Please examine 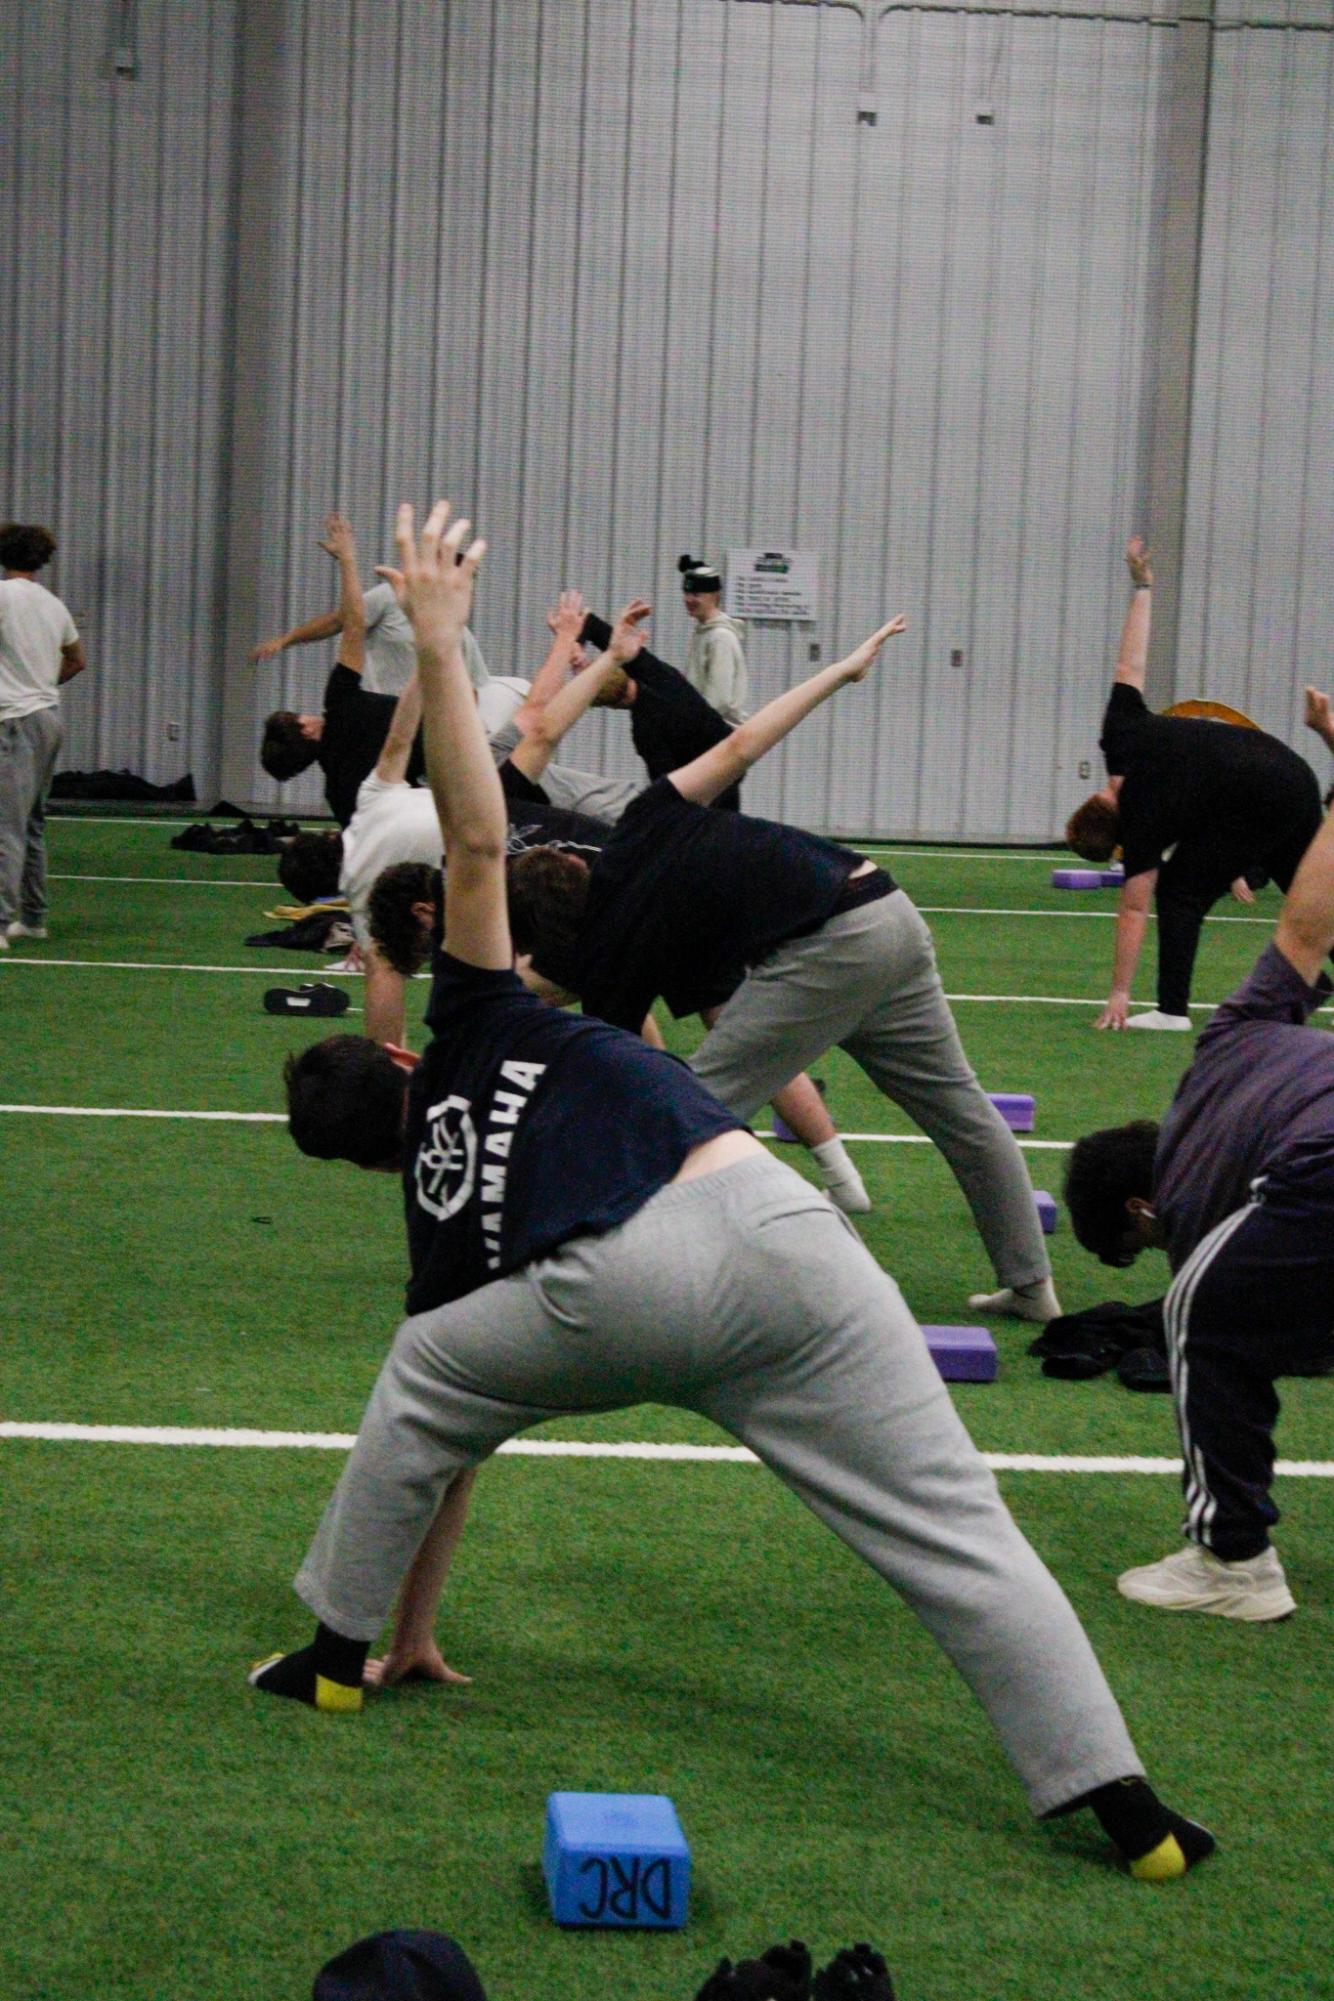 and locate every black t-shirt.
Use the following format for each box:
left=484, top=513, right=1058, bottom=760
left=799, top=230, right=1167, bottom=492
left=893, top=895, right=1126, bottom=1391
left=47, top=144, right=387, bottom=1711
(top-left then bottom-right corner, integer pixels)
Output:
left=403, top=952, right=744, bottom=1313
left=505, top=797, right=609, bottom=861
left=320, top=665, right=425, bottom=828
left=1100, top=684, right=1317, bottom=881
left=573, top=779, right=895, bottom=1032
